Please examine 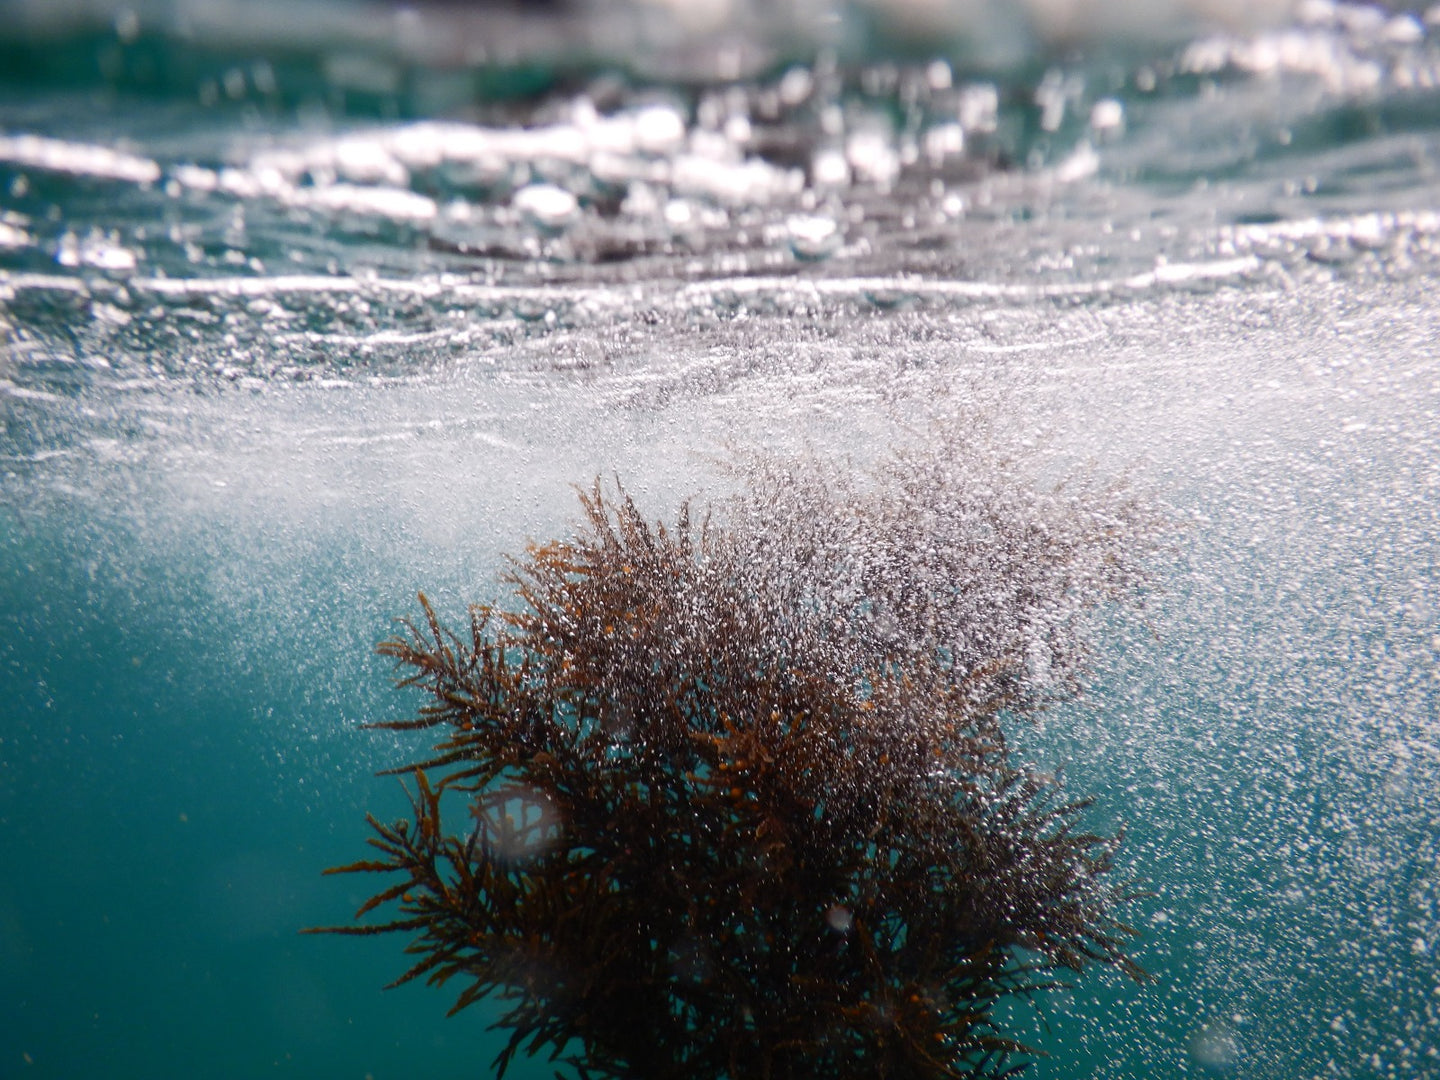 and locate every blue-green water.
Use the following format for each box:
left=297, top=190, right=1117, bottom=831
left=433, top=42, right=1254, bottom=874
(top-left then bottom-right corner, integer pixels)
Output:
left=3, top=1, right=1440, bottom=1077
